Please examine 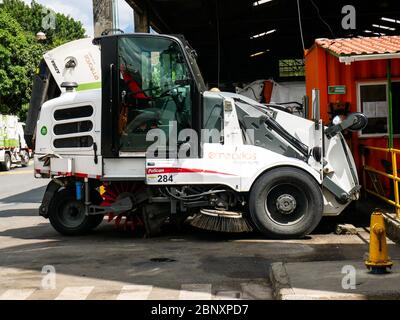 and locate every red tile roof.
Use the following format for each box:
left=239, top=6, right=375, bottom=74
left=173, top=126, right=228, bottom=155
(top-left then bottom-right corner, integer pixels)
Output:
left=315, top=36, right=400, bottom=56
